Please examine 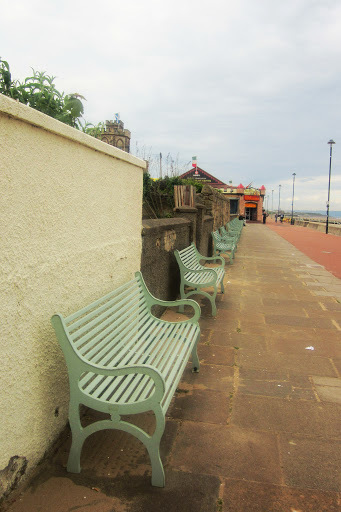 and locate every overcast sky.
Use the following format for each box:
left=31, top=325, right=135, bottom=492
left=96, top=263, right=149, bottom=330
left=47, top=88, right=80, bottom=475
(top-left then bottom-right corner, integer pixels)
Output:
left=2, top=0, right=341, bottom=212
